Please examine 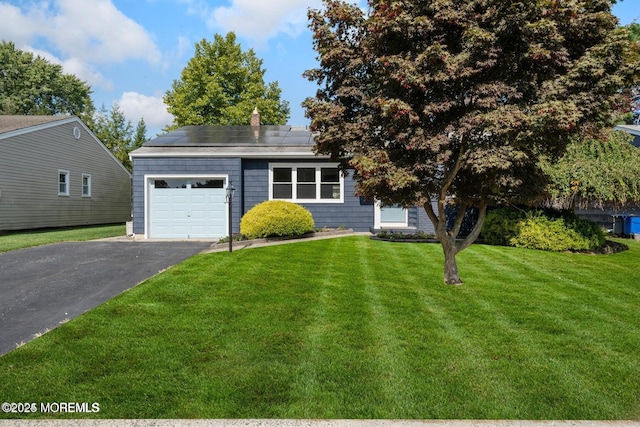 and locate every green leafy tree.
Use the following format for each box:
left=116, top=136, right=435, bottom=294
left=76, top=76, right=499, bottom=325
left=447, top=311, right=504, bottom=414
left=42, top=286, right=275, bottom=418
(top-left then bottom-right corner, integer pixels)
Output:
left=617, top=23, right=640, bottom=123
left=164, top=32, right=290, bottom=130
left=0, top=41, right=94, bottom=121
left=628, top=23, right=640, bottom=42
left=541, top=129, right=640, bottom=210
left=304, top=0, right=640, bottom=284
left=91, top=103, right=146, bottom=171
